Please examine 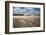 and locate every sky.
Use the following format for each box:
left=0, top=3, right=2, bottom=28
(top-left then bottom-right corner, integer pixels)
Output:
left=13, top=7, right=40, bottom=16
